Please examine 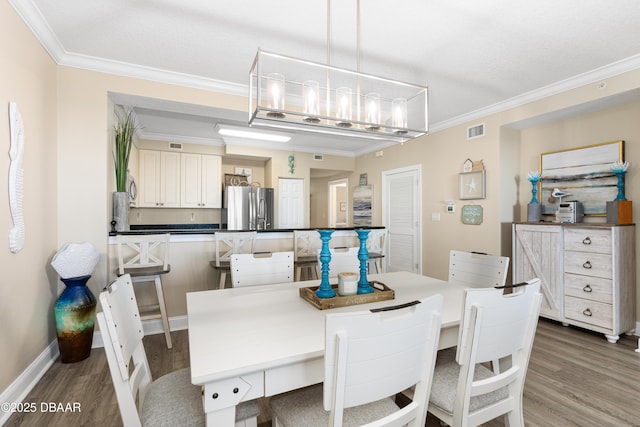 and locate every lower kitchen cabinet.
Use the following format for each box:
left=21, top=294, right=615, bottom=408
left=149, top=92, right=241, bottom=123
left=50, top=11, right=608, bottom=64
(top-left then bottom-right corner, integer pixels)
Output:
left=513, top=223, right=635, bottom=343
